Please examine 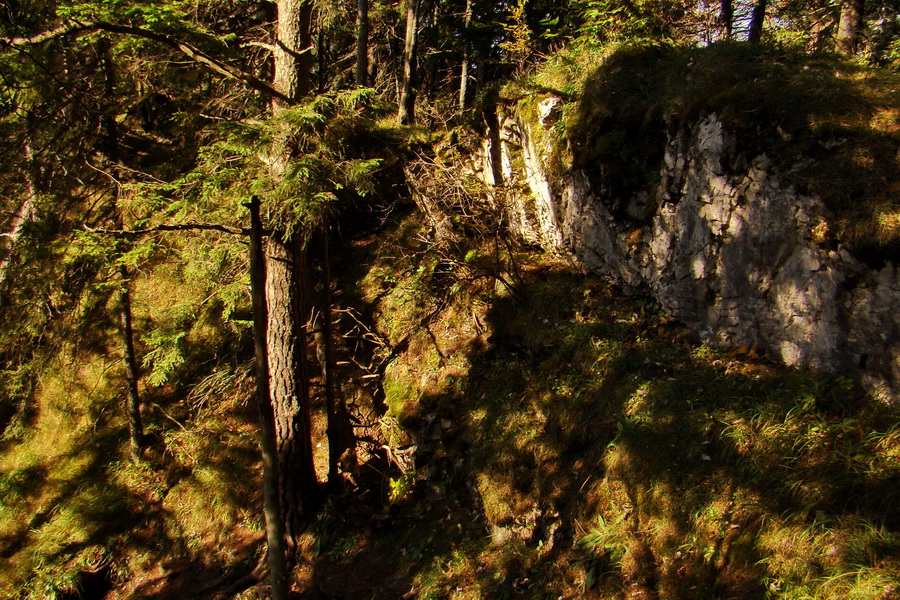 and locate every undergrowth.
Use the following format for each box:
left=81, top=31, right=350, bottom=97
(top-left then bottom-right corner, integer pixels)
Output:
left=301, top=206, right=900, bottom=600
left=2, top=43, right=899, bottom=597
left=0, top=251, right=263, bottom=599
left=2, top=196, right=898, bottom=599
